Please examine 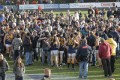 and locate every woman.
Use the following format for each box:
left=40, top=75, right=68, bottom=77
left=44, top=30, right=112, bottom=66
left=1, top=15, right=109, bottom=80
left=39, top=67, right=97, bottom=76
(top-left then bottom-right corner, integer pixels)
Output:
left=13, top=56, right=25, bottom=80
left=50, top=30, right=60, bottom=68
left=4, top=30, right=13, bottom=58
left=67, top=34, right=76, bottom=70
